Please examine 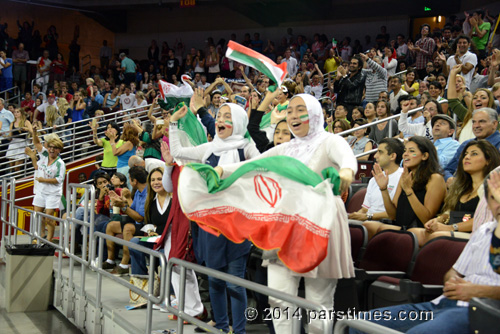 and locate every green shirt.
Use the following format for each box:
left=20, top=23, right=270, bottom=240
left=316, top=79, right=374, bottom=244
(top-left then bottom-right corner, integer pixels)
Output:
left=472, top=21, right=491, bottom=50
left=121, top=57, right=136, bottom=73
left=101, top=138, right=123, bottom=168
